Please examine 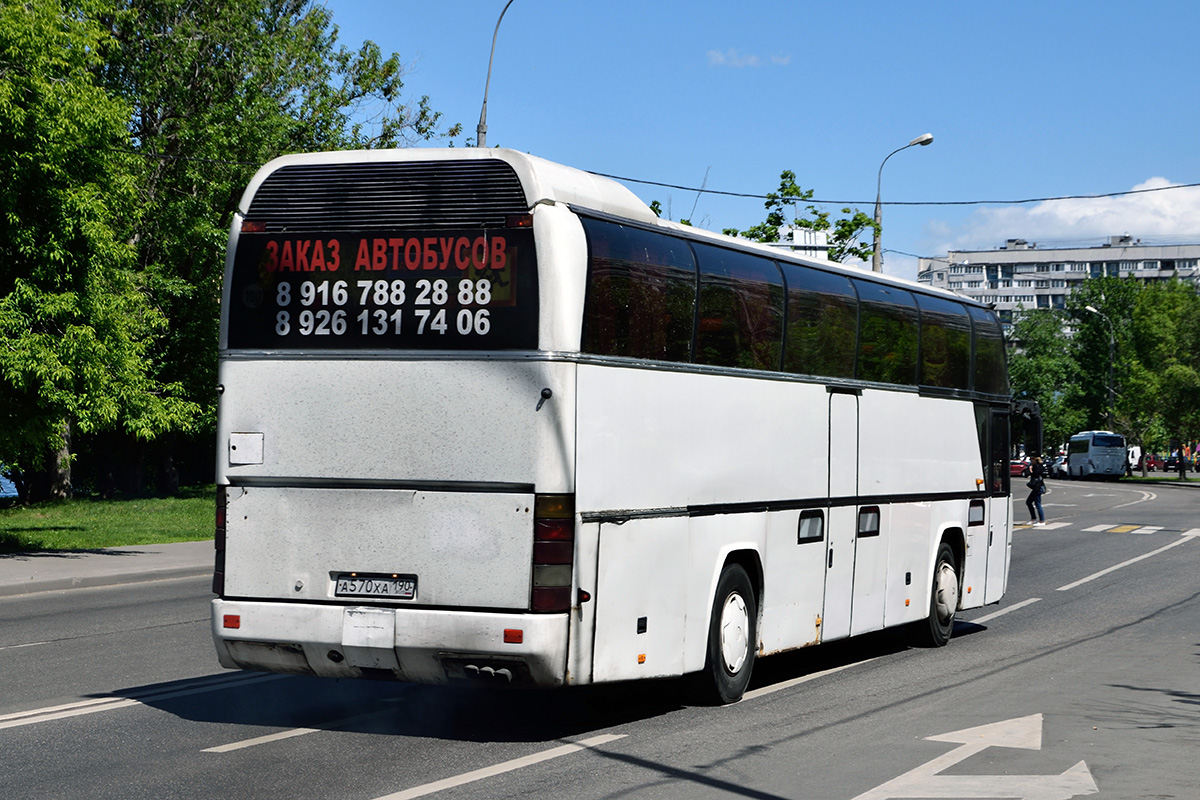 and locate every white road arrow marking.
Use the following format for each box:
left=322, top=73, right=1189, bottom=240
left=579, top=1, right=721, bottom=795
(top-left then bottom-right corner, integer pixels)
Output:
left=851, top=714, right=1097, bottom=800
